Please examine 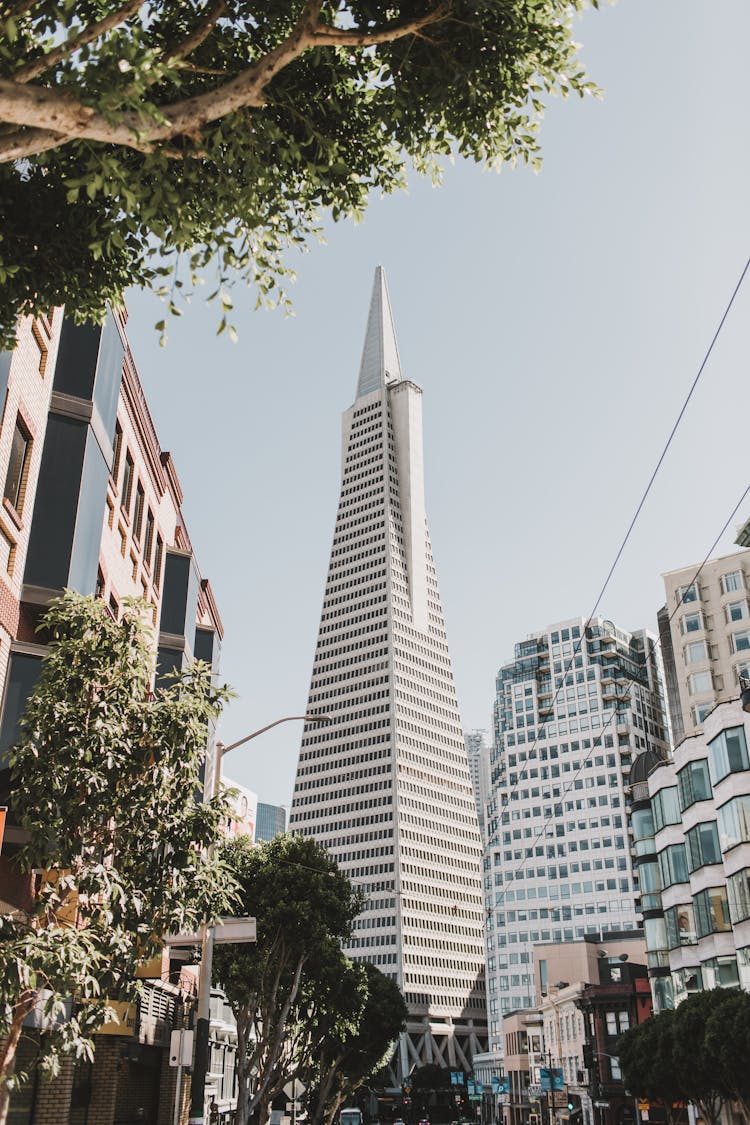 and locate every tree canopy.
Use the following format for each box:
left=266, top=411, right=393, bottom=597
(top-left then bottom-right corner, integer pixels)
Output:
left=212, top=833, right=364, bottom=1125
left=617, top=990, right=750, bottom=1125
left=307, top=960, right=408, bottom=1125
left=0, top=592, right=236, bottom=1123
left=0, top=0, right=599, bottom=347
